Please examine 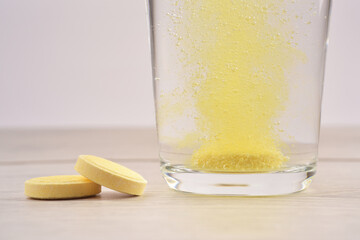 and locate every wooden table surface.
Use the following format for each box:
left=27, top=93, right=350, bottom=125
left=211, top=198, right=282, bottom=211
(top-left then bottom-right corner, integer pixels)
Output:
left=1, top=127, right=359, bottom=240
